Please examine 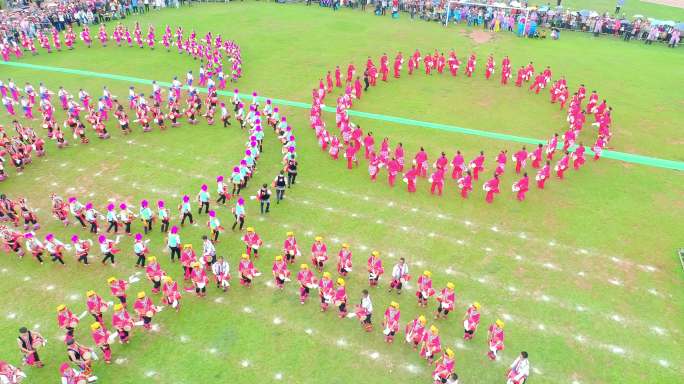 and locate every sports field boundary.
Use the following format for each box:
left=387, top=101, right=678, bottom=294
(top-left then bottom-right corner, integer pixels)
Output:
left=2, top=60, right=682, bottom=171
